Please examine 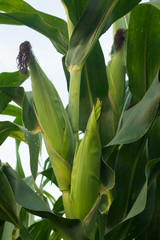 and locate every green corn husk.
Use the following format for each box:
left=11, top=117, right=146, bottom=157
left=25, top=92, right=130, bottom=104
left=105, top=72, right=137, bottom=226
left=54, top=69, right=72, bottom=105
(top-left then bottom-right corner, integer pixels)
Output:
left=29, top=52, right=75, bottom=164
left=106, top=29, right=126, bottom=132
left=17, top=42, right=75, bottom=201
left=70, top=100, right=102, bottom=220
